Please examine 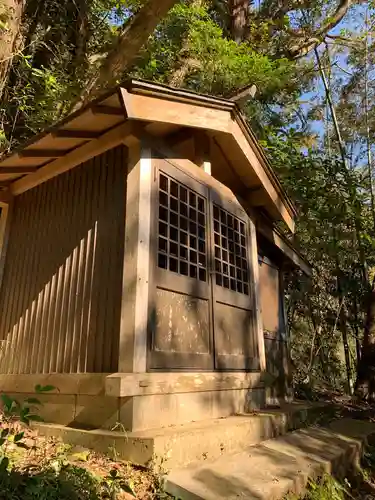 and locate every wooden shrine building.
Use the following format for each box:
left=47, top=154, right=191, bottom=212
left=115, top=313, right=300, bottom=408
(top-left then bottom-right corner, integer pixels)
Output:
left=0, top=80, right=311, bottom=432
